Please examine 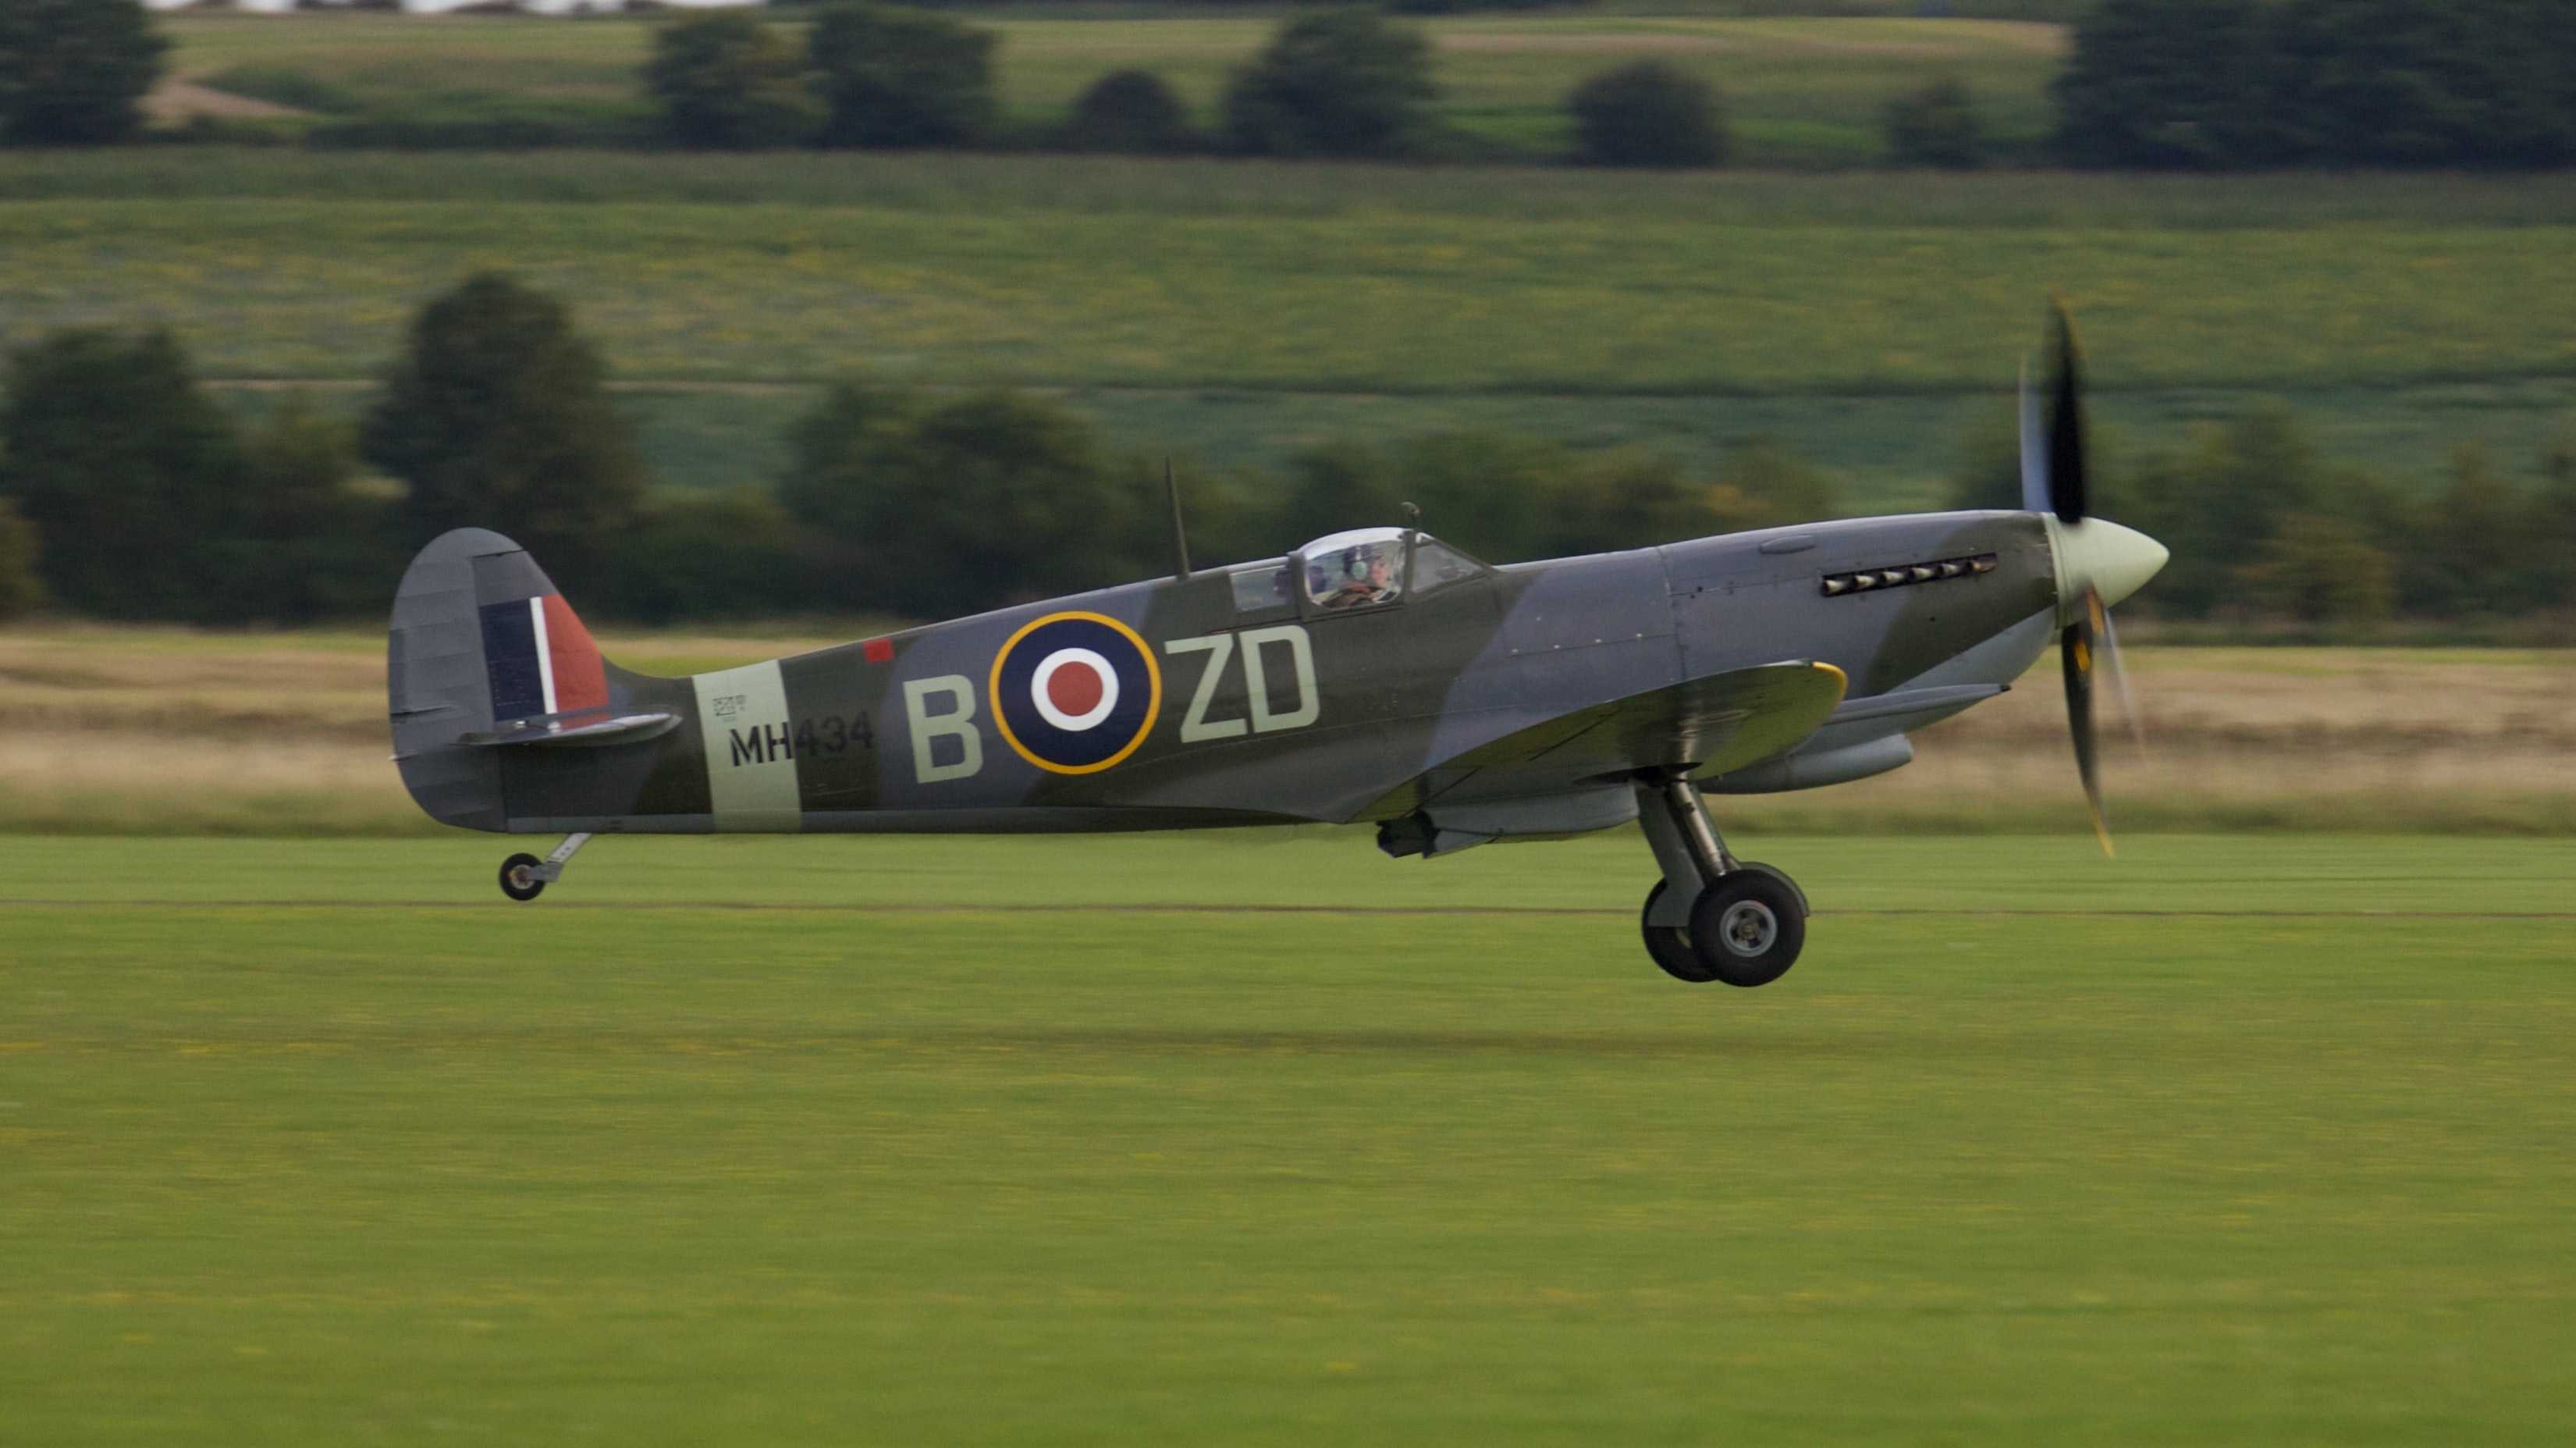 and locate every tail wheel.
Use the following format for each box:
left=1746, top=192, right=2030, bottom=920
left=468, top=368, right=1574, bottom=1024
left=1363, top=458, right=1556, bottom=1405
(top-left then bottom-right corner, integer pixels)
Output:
left=499, top=852, right=546, bottom=902
left=1687, top=871, right=1805, bottom=987
left=1640, top=881, right=1718, bottom=984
